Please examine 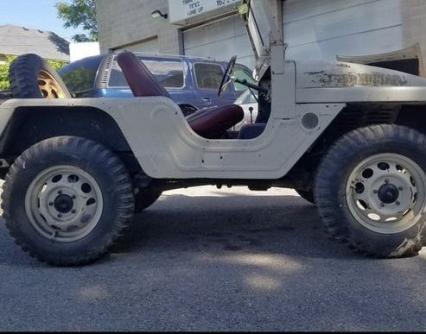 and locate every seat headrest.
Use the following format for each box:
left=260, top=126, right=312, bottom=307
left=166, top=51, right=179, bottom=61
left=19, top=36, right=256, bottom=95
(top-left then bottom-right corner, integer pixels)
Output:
left=116, top=51, right=171, bottom=98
